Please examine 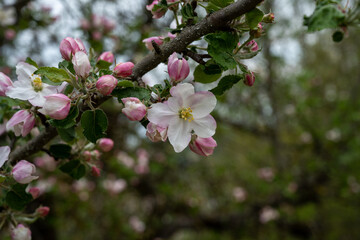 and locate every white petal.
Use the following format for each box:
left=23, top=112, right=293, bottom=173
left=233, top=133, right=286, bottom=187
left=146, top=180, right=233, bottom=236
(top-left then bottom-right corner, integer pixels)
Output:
left=147, top=102, right=177, bottom=128
left=0, top=146, right=10, bottom=168
left=6, top=85, right=36, bottom=101
left=167, top=96, right=181, bottom=112
left=191, top=115, right=217, bottom=138
left=168, top=117, right=191, bottom=153
left=16, top=62, right=36, bottom=82
left=28, top=94, right=46, bottom=107
left=189, top=91, right=217, bottom=119
left=169, top=83, right=194, bottom=107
